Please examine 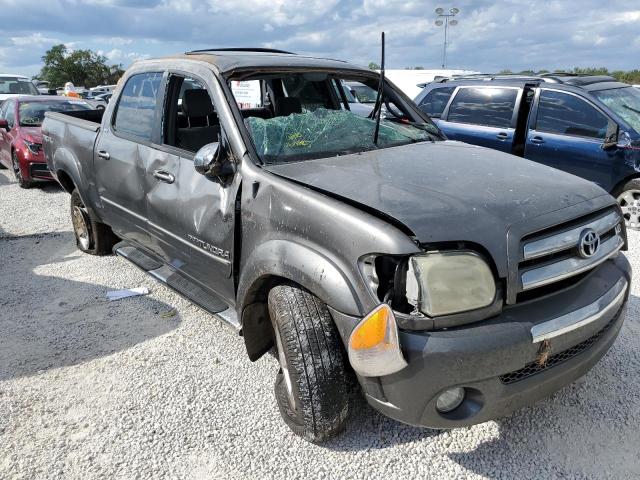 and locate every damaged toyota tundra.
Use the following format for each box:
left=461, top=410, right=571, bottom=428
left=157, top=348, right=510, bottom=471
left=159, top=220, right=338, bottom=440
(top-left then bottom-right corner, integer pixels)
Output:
left=42, top=48, right=632, bottom=442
